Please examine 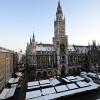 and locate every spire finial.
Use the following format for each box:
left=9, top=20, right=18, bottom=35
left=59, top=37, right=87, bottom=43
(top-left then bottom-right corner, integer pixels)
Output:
left=56, top=0, right=63, bottom=16
left=58, top=0, right=61, bottom=8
